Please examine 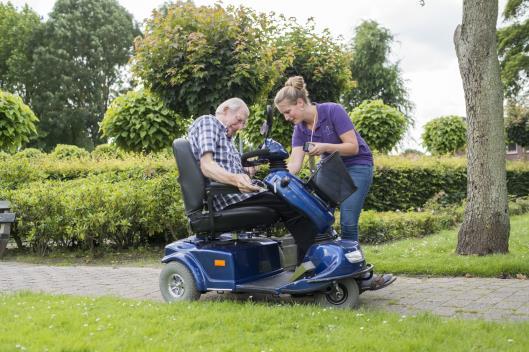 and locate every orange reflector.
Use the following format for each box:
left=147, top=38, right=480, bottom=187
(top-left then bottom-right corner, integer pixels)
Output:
left=214, top=259, right=226, bottom=267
